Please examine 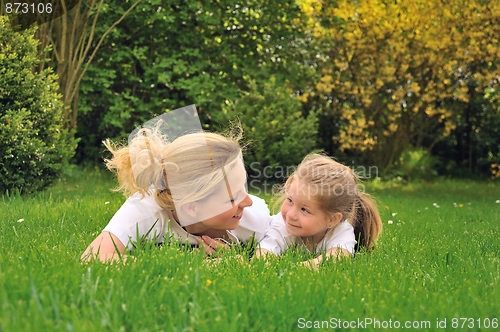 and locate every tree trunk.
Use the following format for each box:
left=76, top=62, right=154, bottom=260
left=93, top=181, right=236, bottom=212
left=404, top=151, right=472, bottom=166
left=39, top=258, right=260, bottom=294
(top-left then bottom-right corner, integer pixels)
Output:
left=34, top=0, right=143, bottom=130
